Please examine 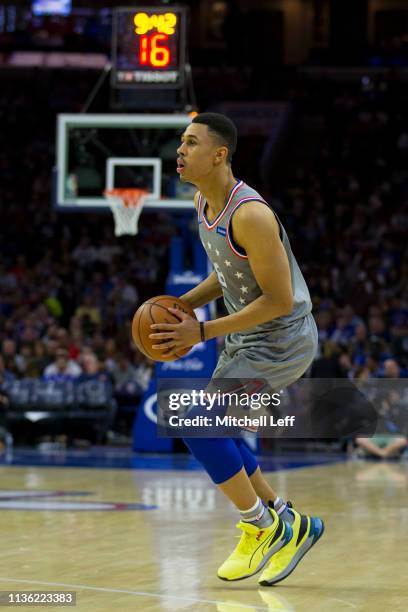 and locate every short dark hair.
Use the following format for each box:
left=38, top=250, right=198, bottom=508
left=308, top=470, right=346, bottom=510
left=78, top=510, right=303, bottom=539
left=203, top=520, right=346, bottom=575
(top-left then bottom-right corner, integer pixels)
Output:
left=192, top=112, right=237, bottom=163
